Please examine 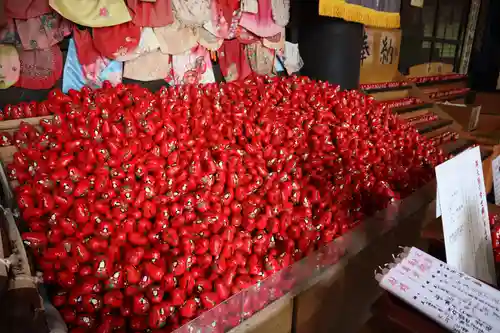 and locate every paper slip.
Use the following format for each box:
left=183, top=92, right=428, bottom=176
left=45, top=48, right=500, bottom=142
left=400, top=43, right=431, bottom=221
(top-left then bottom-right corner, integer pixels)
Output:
left=435, top=146, right=496, bottom=285
left=493, top=155, right=500, bottom=206
left=378, top=247, right=500, bottom=333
